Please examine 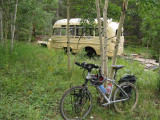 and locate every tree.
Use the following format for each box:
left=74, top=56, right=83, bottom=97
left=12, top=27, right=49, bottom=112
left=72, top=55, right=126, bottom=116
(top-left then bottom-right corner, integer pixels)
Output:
left=10, top=0, right=18, bottom=52
left=137, top=0, right=160, bottom=60
left=95, top=0, right=104, bottom=74
left=103, top=0, right=109, bottom=77
left=0, top=7, right=4, bottom=49
left=67, top=0, right=71, bottom=68
left=109, top=0, right=129, bottom=79
left=16, top=0, right=58, bottom=41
